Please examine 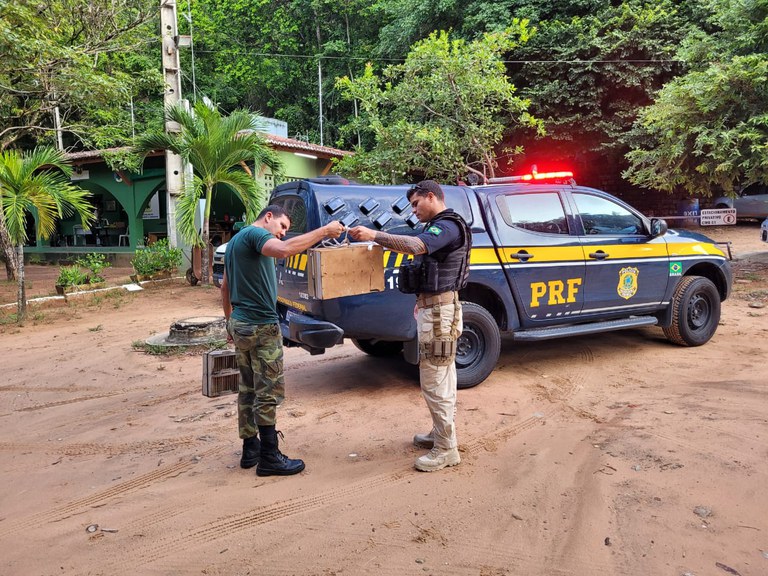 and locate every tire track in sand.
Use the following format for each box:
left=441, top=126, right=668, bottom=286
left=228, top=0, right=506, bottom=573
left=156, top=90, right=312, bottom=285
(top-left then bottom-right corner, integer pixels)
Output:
left=0, top=446, right=223, bottom=539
